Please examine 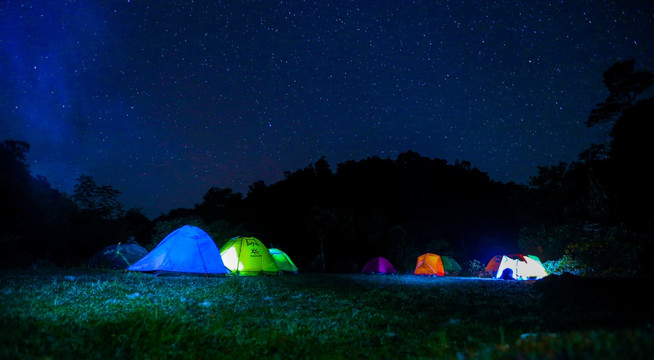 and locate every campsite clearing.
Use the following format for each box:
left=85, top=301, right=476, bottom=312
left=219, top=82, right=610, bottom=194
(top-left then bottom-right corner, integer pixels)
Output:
left=1, top=269, right=652, bottom=359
